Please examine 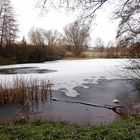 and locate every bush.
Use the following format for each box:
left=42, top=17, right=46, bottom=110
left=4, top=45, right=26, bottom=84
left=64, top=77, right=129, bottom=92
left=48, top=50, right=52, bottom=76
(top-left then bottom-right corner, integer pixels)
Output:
left=0, top=56, right=17, bottom=65
left=0, top=43, right=65, bottom=65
